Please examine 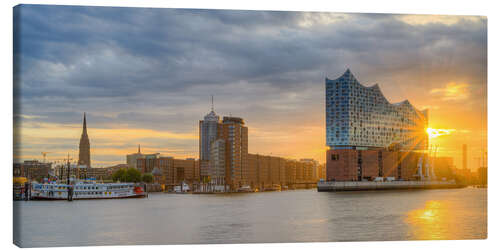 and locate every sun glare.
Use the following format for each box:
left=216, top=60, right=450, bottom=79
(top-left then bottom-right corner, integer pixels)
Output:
left=426, top=128, right=454, bottom=139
